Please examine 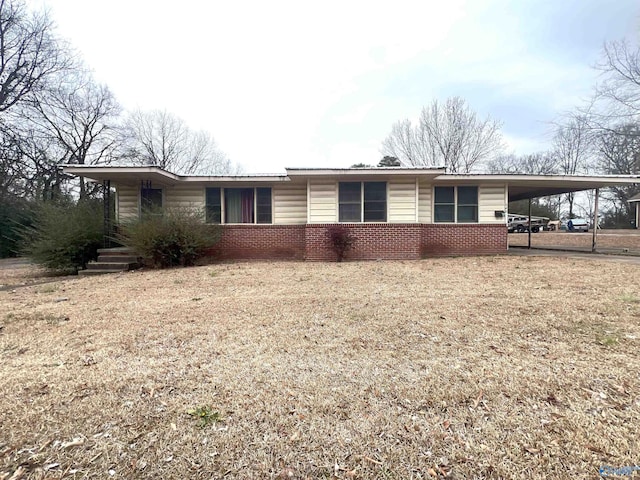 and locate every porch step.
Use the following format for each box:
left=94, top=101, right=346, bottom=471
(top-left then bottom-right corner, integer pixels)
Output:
left=79, top=247, right=141, bottom=276
left=97, top=254, right=139, bottom=263
left=79, top=268, right=132, bottom=276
